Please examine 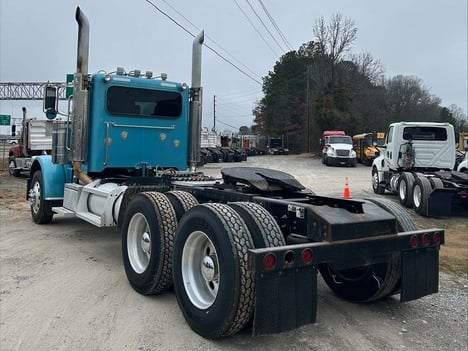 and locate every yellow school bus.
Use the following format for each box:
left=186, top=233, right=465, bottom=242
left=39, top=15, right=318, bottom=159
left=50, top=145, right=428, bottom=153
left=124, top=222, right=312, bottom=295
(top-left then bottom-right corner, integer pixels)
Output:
left=352, top=132, right=381, bottom=166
